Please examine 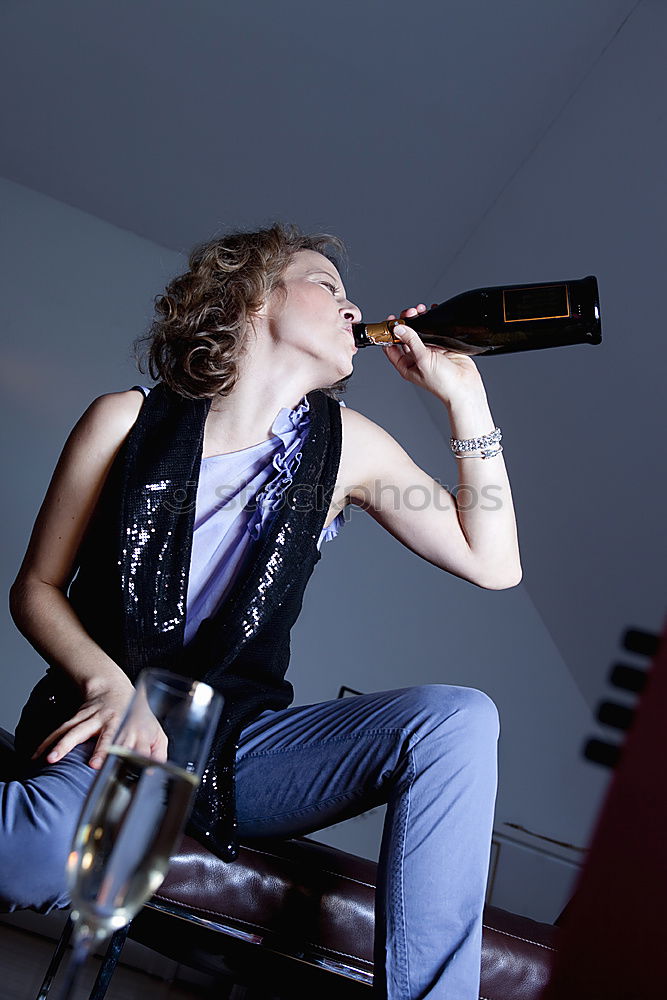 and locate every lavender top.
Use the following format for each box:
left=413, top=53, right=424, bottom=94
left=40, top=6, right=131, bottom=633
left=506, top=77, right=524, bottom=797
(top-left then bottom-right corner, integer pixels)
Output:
left=135, top=388, right=345, bottom=644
